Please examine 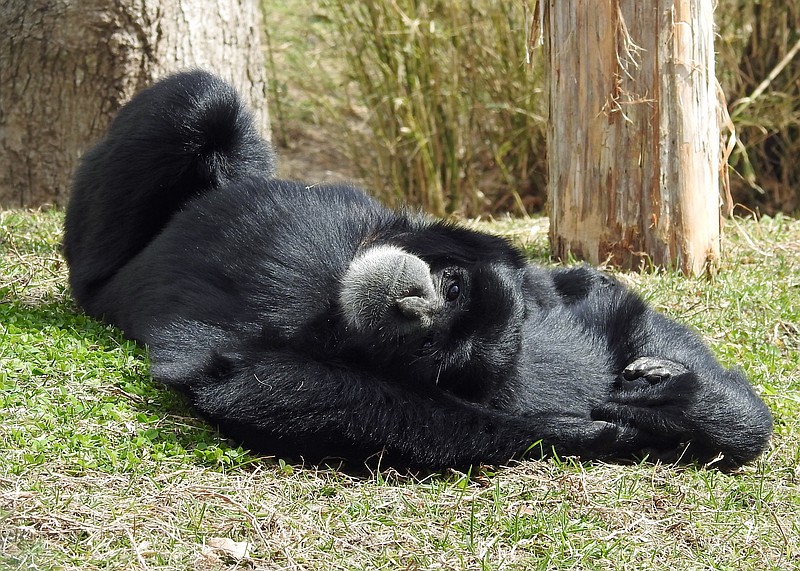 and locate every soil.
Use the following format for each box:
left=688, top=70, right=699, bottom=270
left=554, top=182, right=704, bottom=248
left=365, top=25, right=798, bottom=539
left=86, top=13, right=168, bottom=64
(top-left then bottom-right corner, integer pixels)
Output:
left=271, top=122, right=359, bottom=187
